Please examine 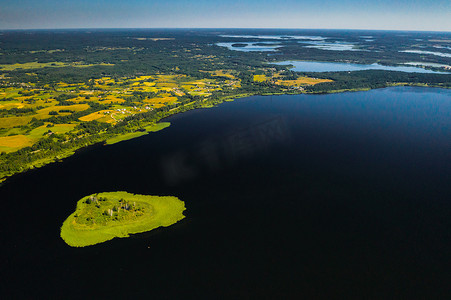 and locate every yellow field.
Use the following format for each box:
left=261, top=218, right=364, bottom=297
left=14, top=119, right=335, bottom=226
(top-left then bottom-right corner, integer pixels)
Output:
left=79, top=110, right=114, bottom=122
left=36, top=104, right=90, bottom=115
left=120, top=75, right=221, bottom=97
left=172, top=89, right=185, bottom=96
left=151, top=103, right=165, bottom=108
left=0, top=104, right=90, bottom=129
left=143, top=96, right=178, bottom=105
left=0, top=115, right=37, bottom=128
left=0, top=88, right=22, bottom=100
left=68, top=96, right=92, bottom=103
left=0, top=123, right=76, bottom=153
left=130, top=75, right=155, bottom=81
left=156, top=82, right=178, bottom=88
left=224, top=80, right=242, bottom=89
left=0, top=135, right=34, bottom=152
left=160, top=96, right=178, bottom=103
left=79, top=91, right=95, bottom=96
left=0, top=102, right=25, bottom=109
left=155, top=74, right=185, bottom=81
left=201, top=70, right=236, bottom=79
left=180, top=79, right=220, bottom=96
left=94, top=77, right=115, bottom=85
left=214, top=70, right=235, bottom=79
left=253, top=75, right=267, bottom=82
left=130, top=85, right=159, bottom=93
left=276, top=77, right=333, bottom=86
left=102, top=95, right=126, bottom=104
left=16, top=96, right=35, bottom=103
